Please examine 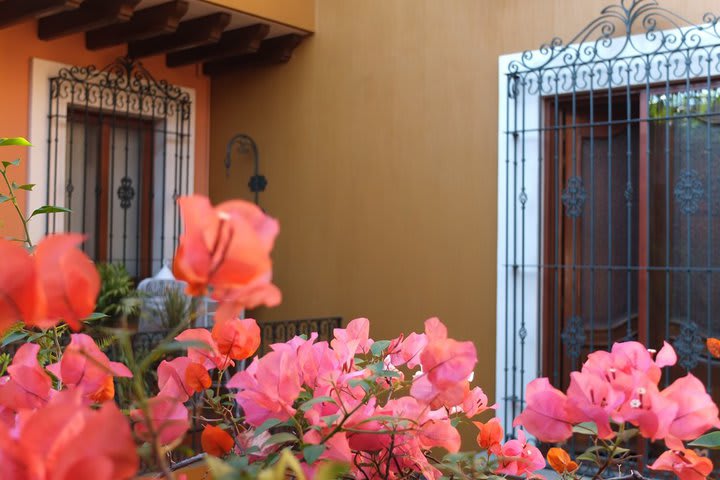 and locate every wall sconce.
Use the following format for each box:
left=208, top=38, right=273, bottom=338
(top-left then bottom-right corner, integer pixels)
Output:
left=224, top=133, right=267, bottom=206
